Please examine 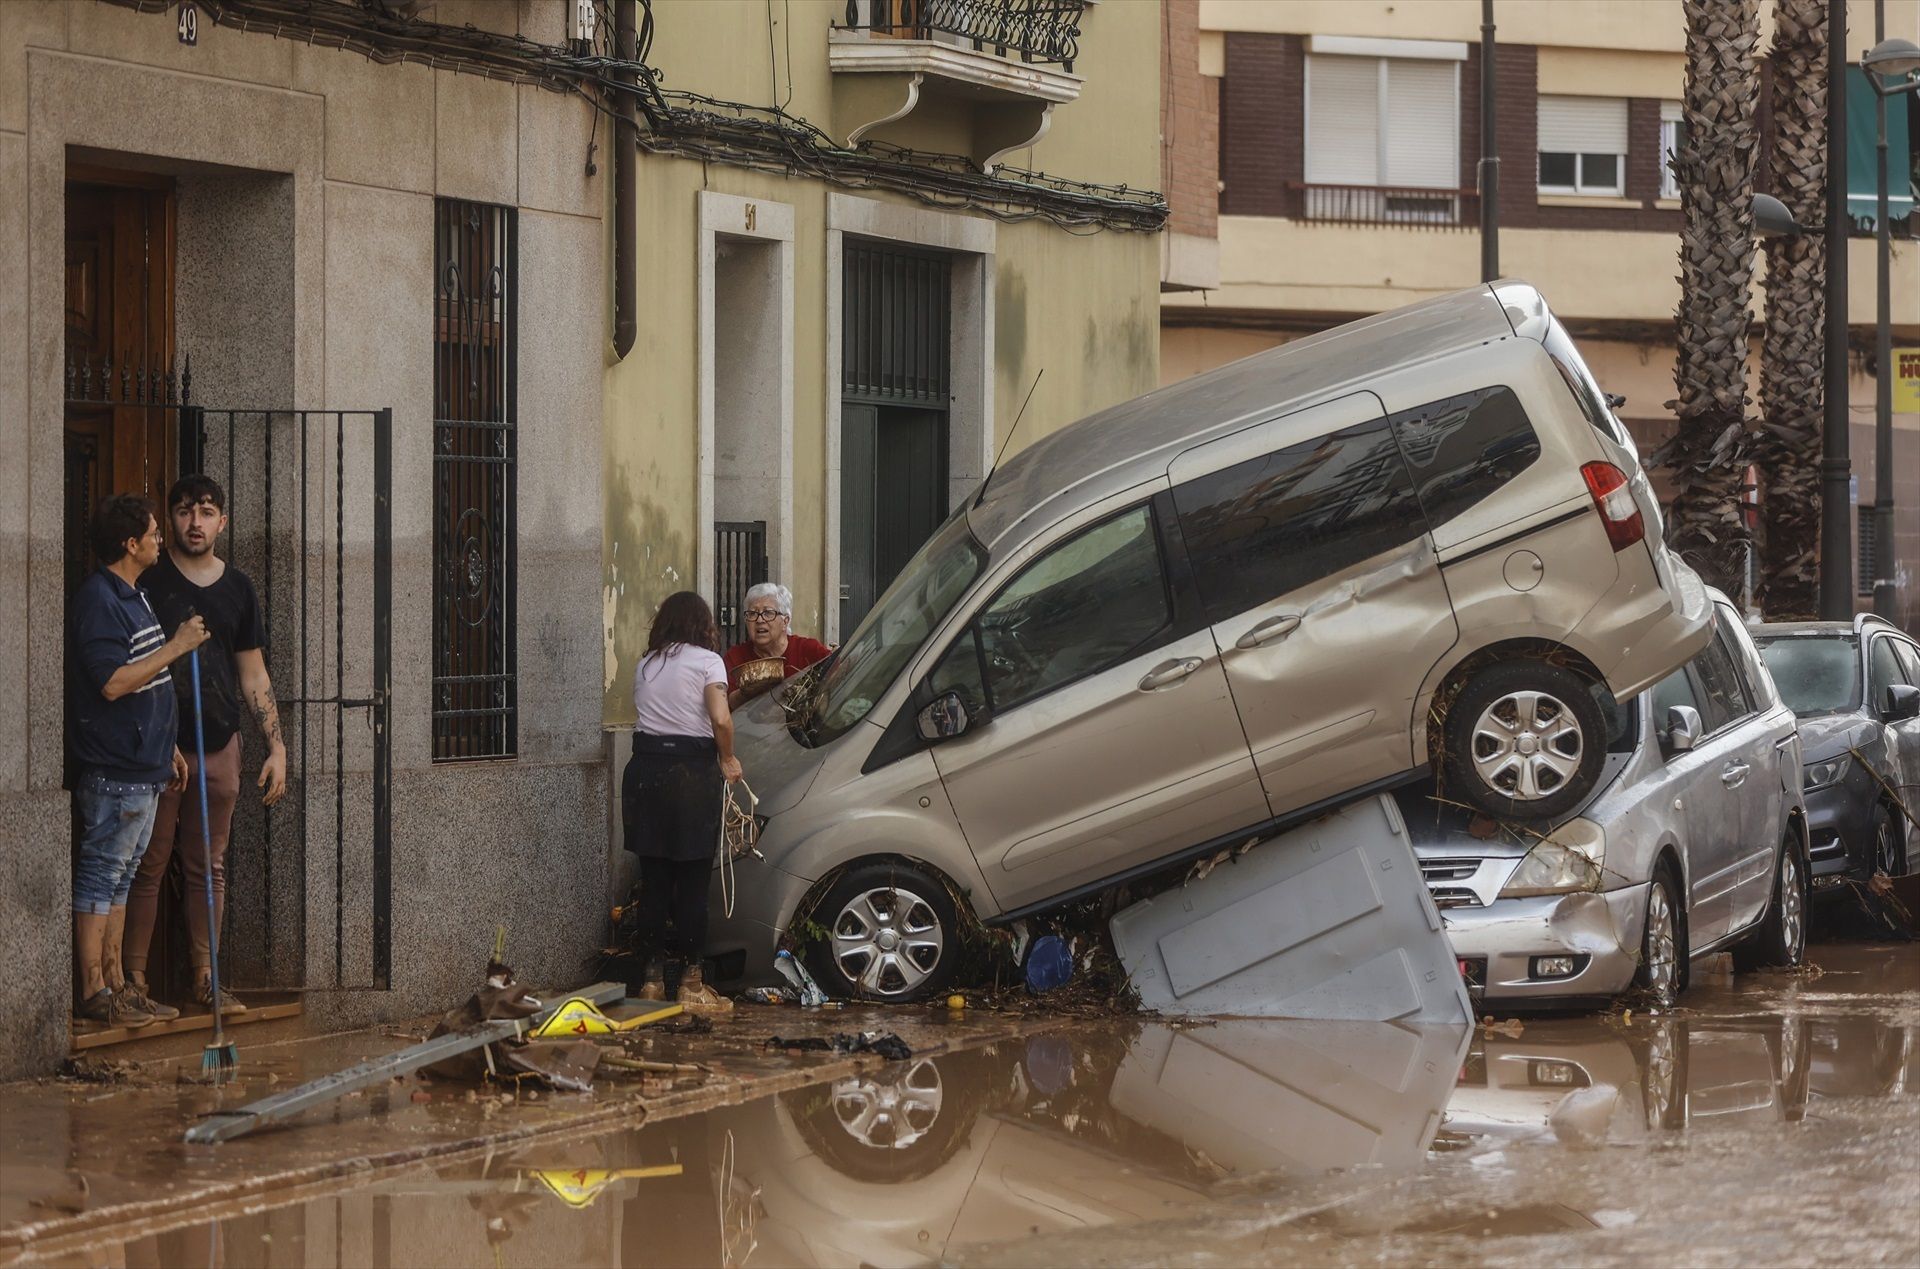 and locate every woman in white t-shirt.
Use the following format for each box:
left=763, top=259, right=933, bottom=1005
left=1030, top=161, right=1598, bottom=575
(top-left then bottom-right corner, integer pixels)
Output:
left=624, top=591, right=744, bottom=1010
